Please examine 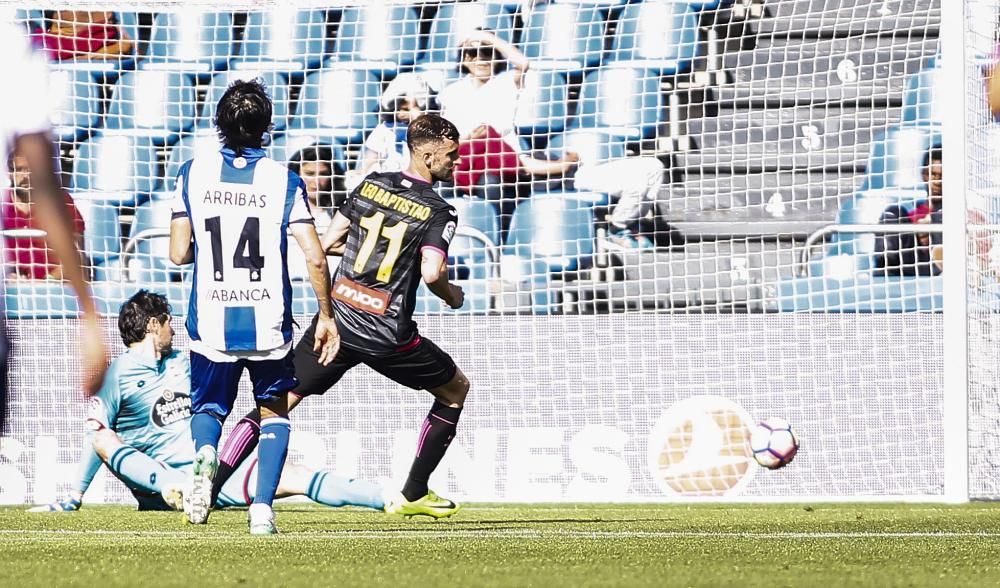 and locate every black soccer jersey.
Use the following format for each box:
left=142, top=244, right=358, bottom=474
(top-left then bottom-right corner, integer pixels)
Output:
left=331, top=172, right=458, bottom=354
